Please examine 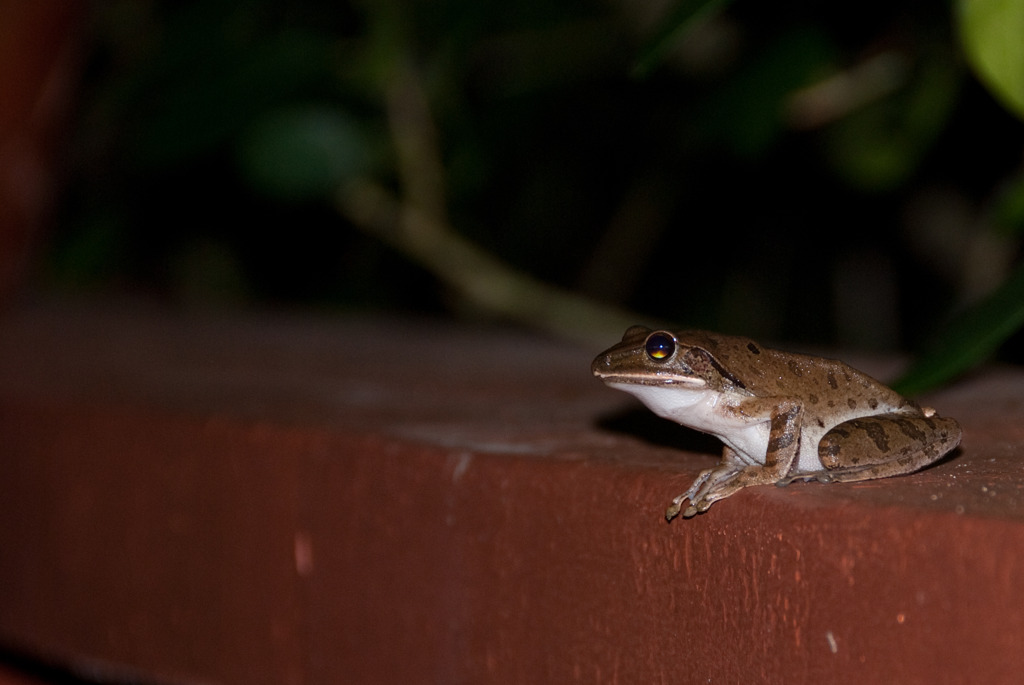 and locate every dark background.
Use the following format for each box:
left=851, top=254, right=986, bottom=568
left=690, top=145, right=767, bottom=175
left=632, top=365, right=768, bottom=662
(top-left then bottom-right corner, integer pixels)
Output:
left=40, top=0, right=1024, bottom=354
